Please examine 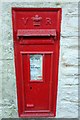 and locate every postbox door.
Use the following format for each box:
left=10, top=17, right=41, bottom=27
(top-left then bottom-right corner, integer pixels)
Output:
left=22, top=53, right=53, bottom=111
left=20, top=44, right=55, bottom=115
